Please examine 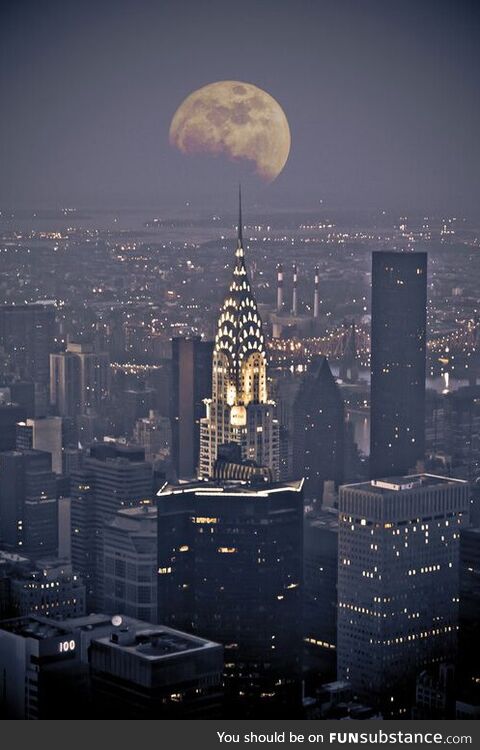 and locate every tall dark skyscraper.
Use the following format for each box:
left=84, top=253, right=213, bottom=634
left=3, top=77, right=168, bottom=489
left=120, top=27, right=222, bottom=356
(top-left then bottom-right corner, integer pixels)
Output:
left=292, top=356, right=345, bottom=504
left=0, top=450, right=58, bottom=558
left=0, top=305, right=55, bottom=416
left=157, top=477, right=304, bottom=717
left=304, top=509, right=338, bottom=678
left=370, top=251, right=427, bottom=479
left=171, top=337, right=213, bottom=479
